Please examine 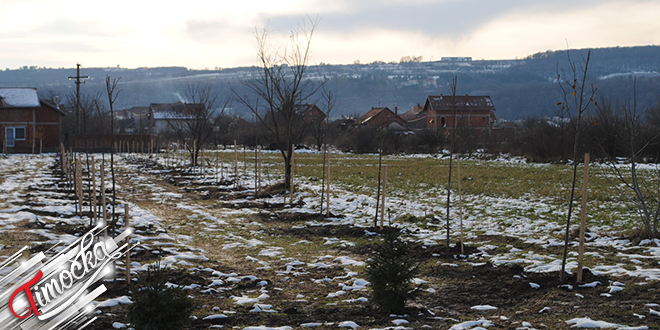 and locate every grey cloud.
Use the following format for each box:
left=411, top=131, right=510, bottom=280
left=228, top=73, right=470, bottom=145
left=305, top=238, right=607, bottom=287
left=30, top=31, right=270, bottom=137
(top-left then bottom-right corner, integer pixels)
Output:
left=257, top=0, right=634, bottom=39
